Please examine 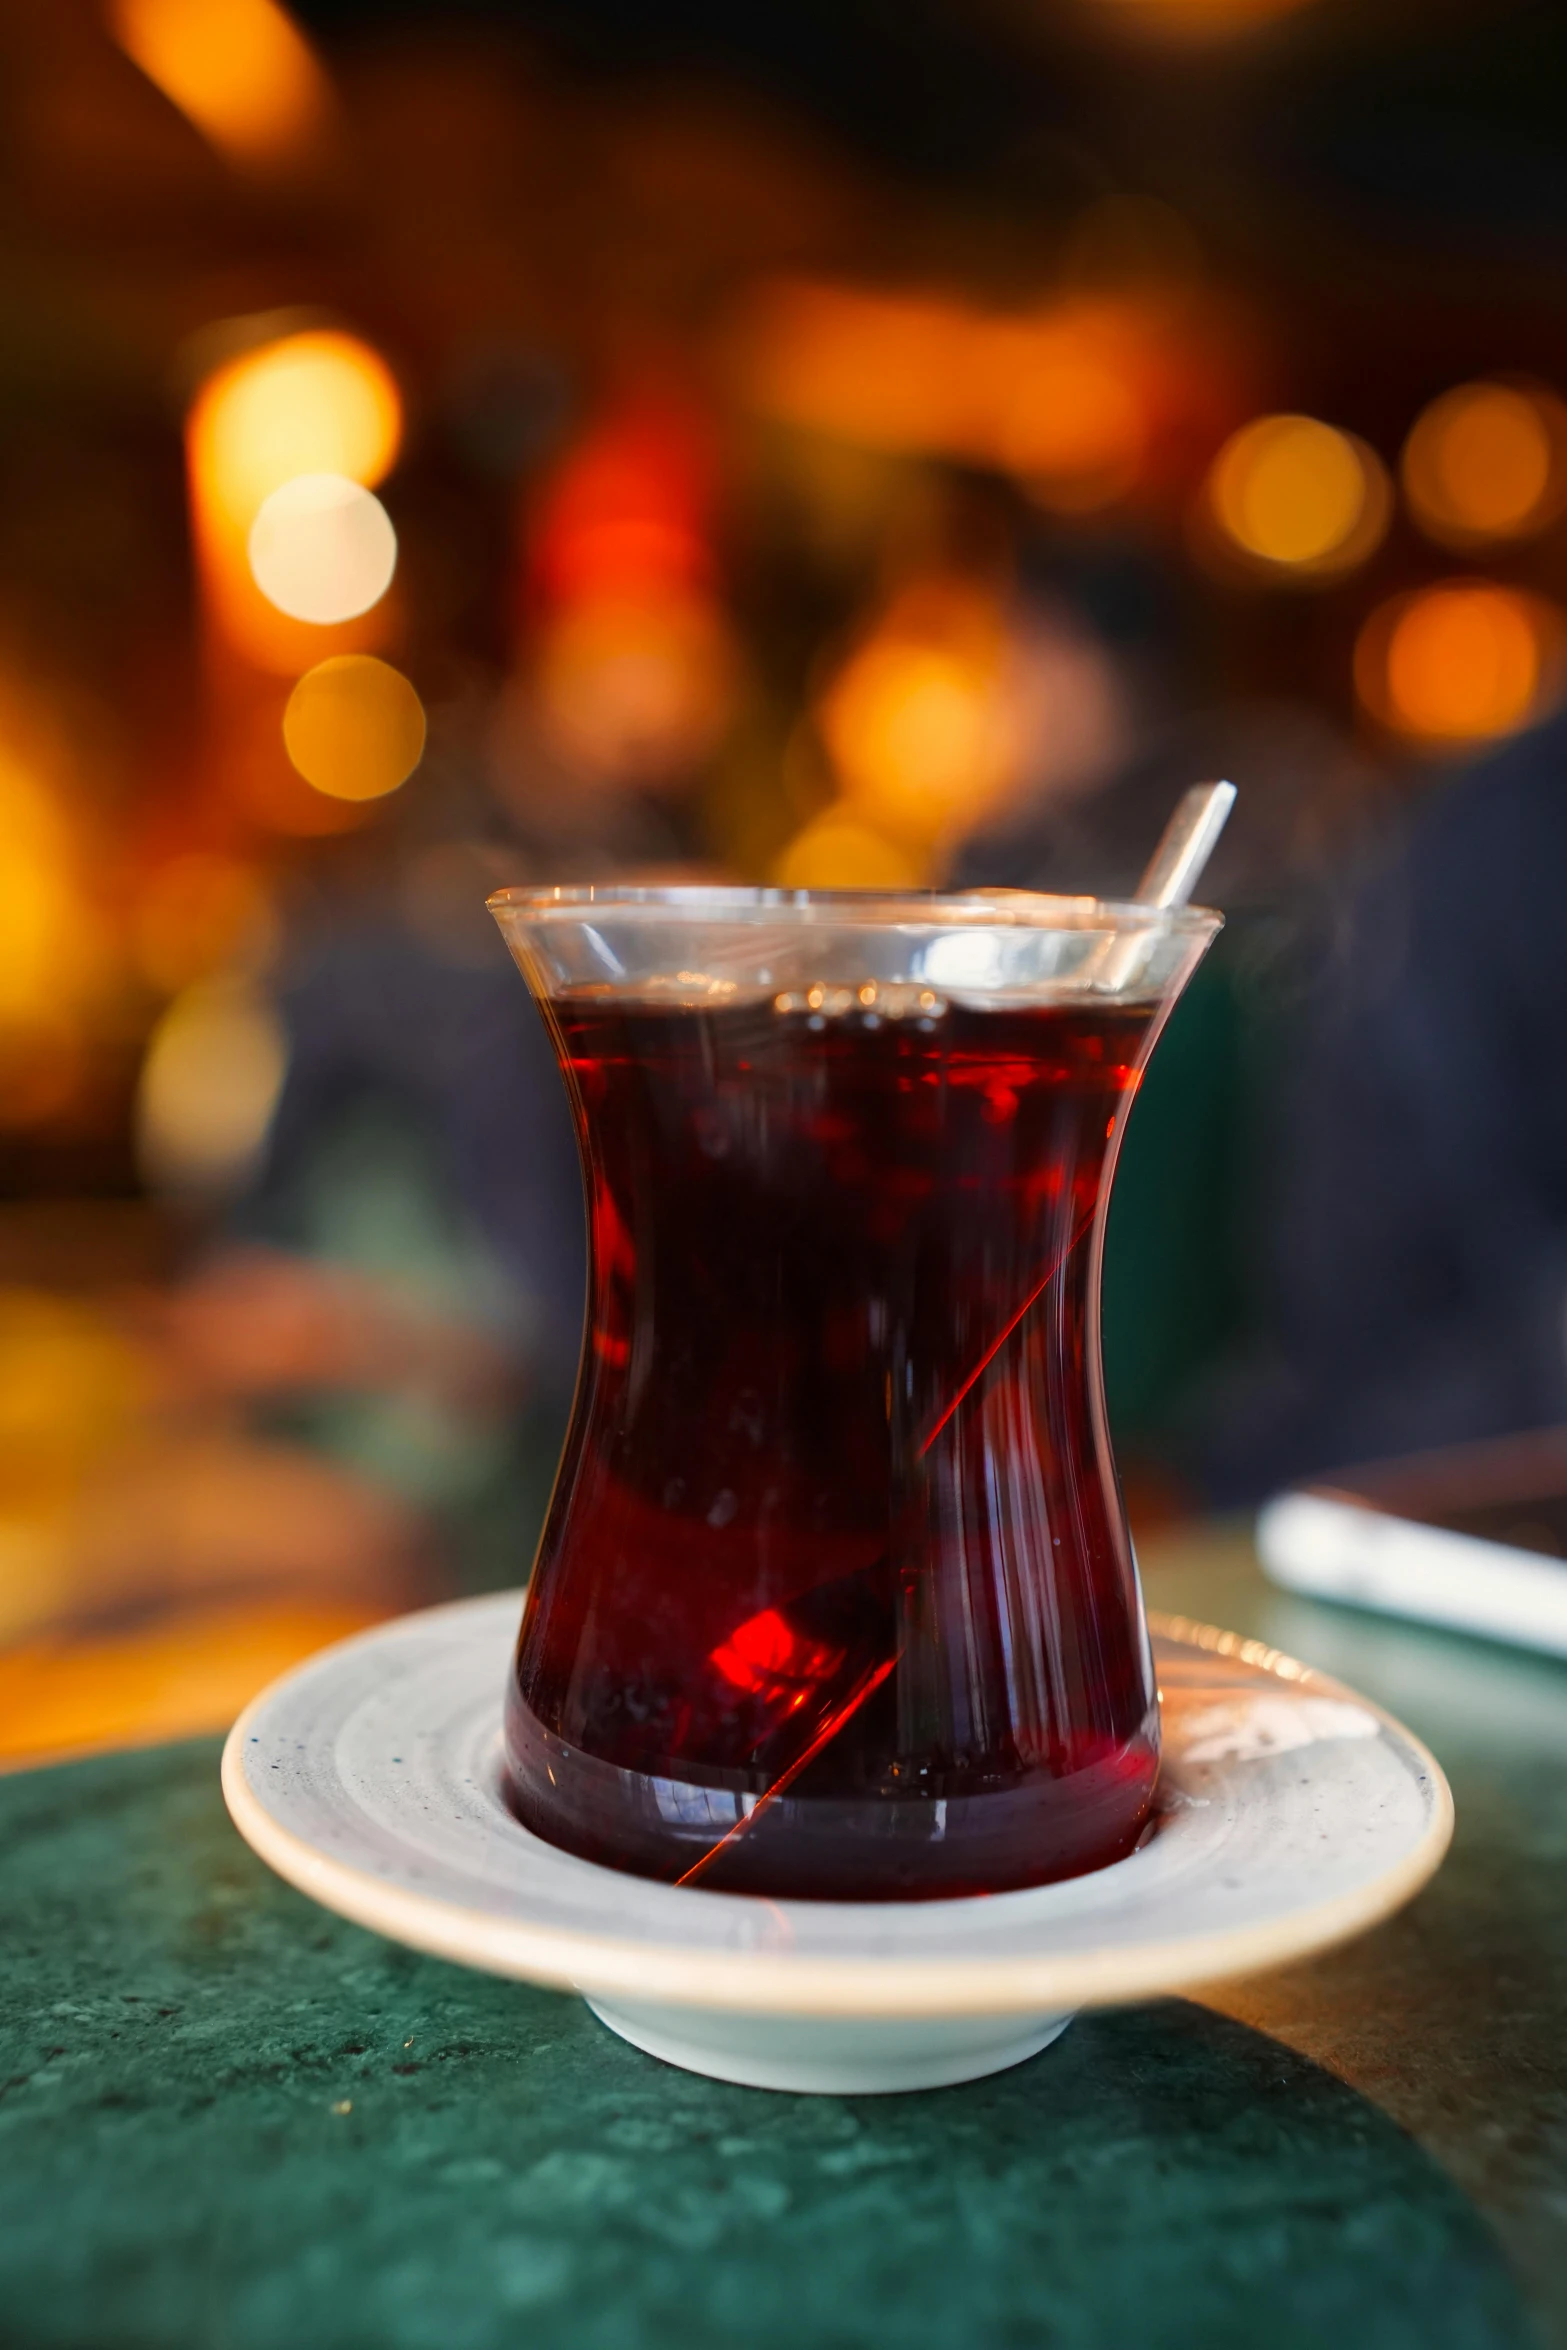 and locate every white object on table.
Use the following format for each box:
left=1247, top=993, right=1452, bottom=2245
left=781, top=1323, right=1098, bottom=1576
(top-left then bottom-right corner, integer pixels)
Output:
left=1258, top=1488, right=1567, bottom=1657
